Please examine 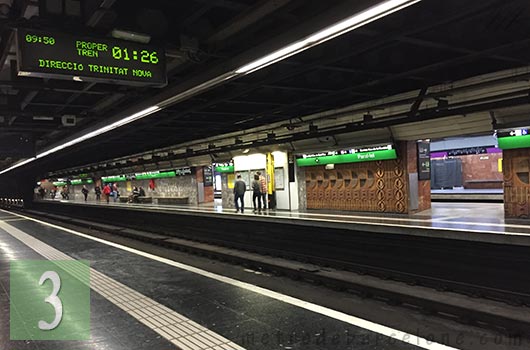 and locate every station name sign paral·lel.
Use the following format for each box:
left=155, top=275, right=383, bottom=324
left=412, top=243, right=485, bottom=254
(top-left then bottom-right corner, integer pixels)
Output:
left=296, top=144, right=397, bottom=167
left=16, top=28, right=167, bottom=86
